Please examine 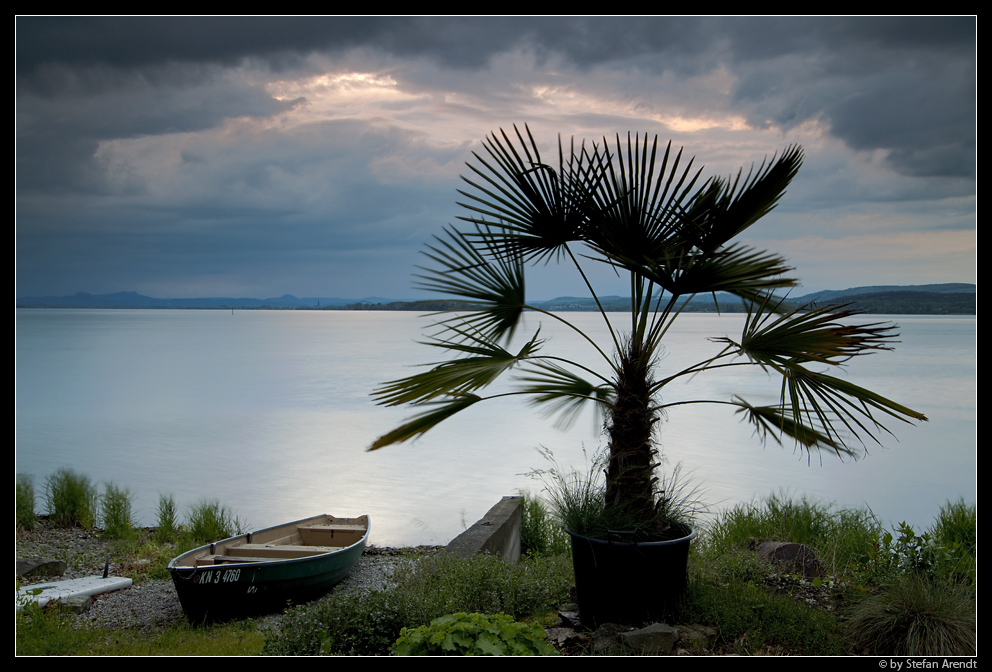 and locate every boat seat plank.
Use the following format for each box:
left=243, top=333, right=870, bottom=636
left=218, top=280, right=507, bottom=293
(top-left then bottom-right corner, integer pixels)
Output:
left=297, top=524, right=365, bottom=547
left=298, top=523, right=367, bottom=532
left=196, top=554, right=279, bottom=565
left=223, top=543, right=339, bottom=560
